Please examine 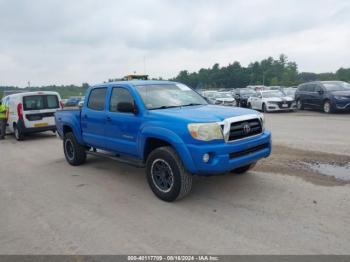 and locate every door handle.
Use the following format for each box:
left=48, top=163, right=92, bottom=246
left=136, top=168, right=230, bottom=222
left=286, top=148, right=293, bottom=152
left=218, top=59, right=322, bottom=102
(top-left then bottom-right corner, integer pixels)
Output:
left=83, top=114, right=88, bottom=119
left=106, top=116, right=112, bottom=122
